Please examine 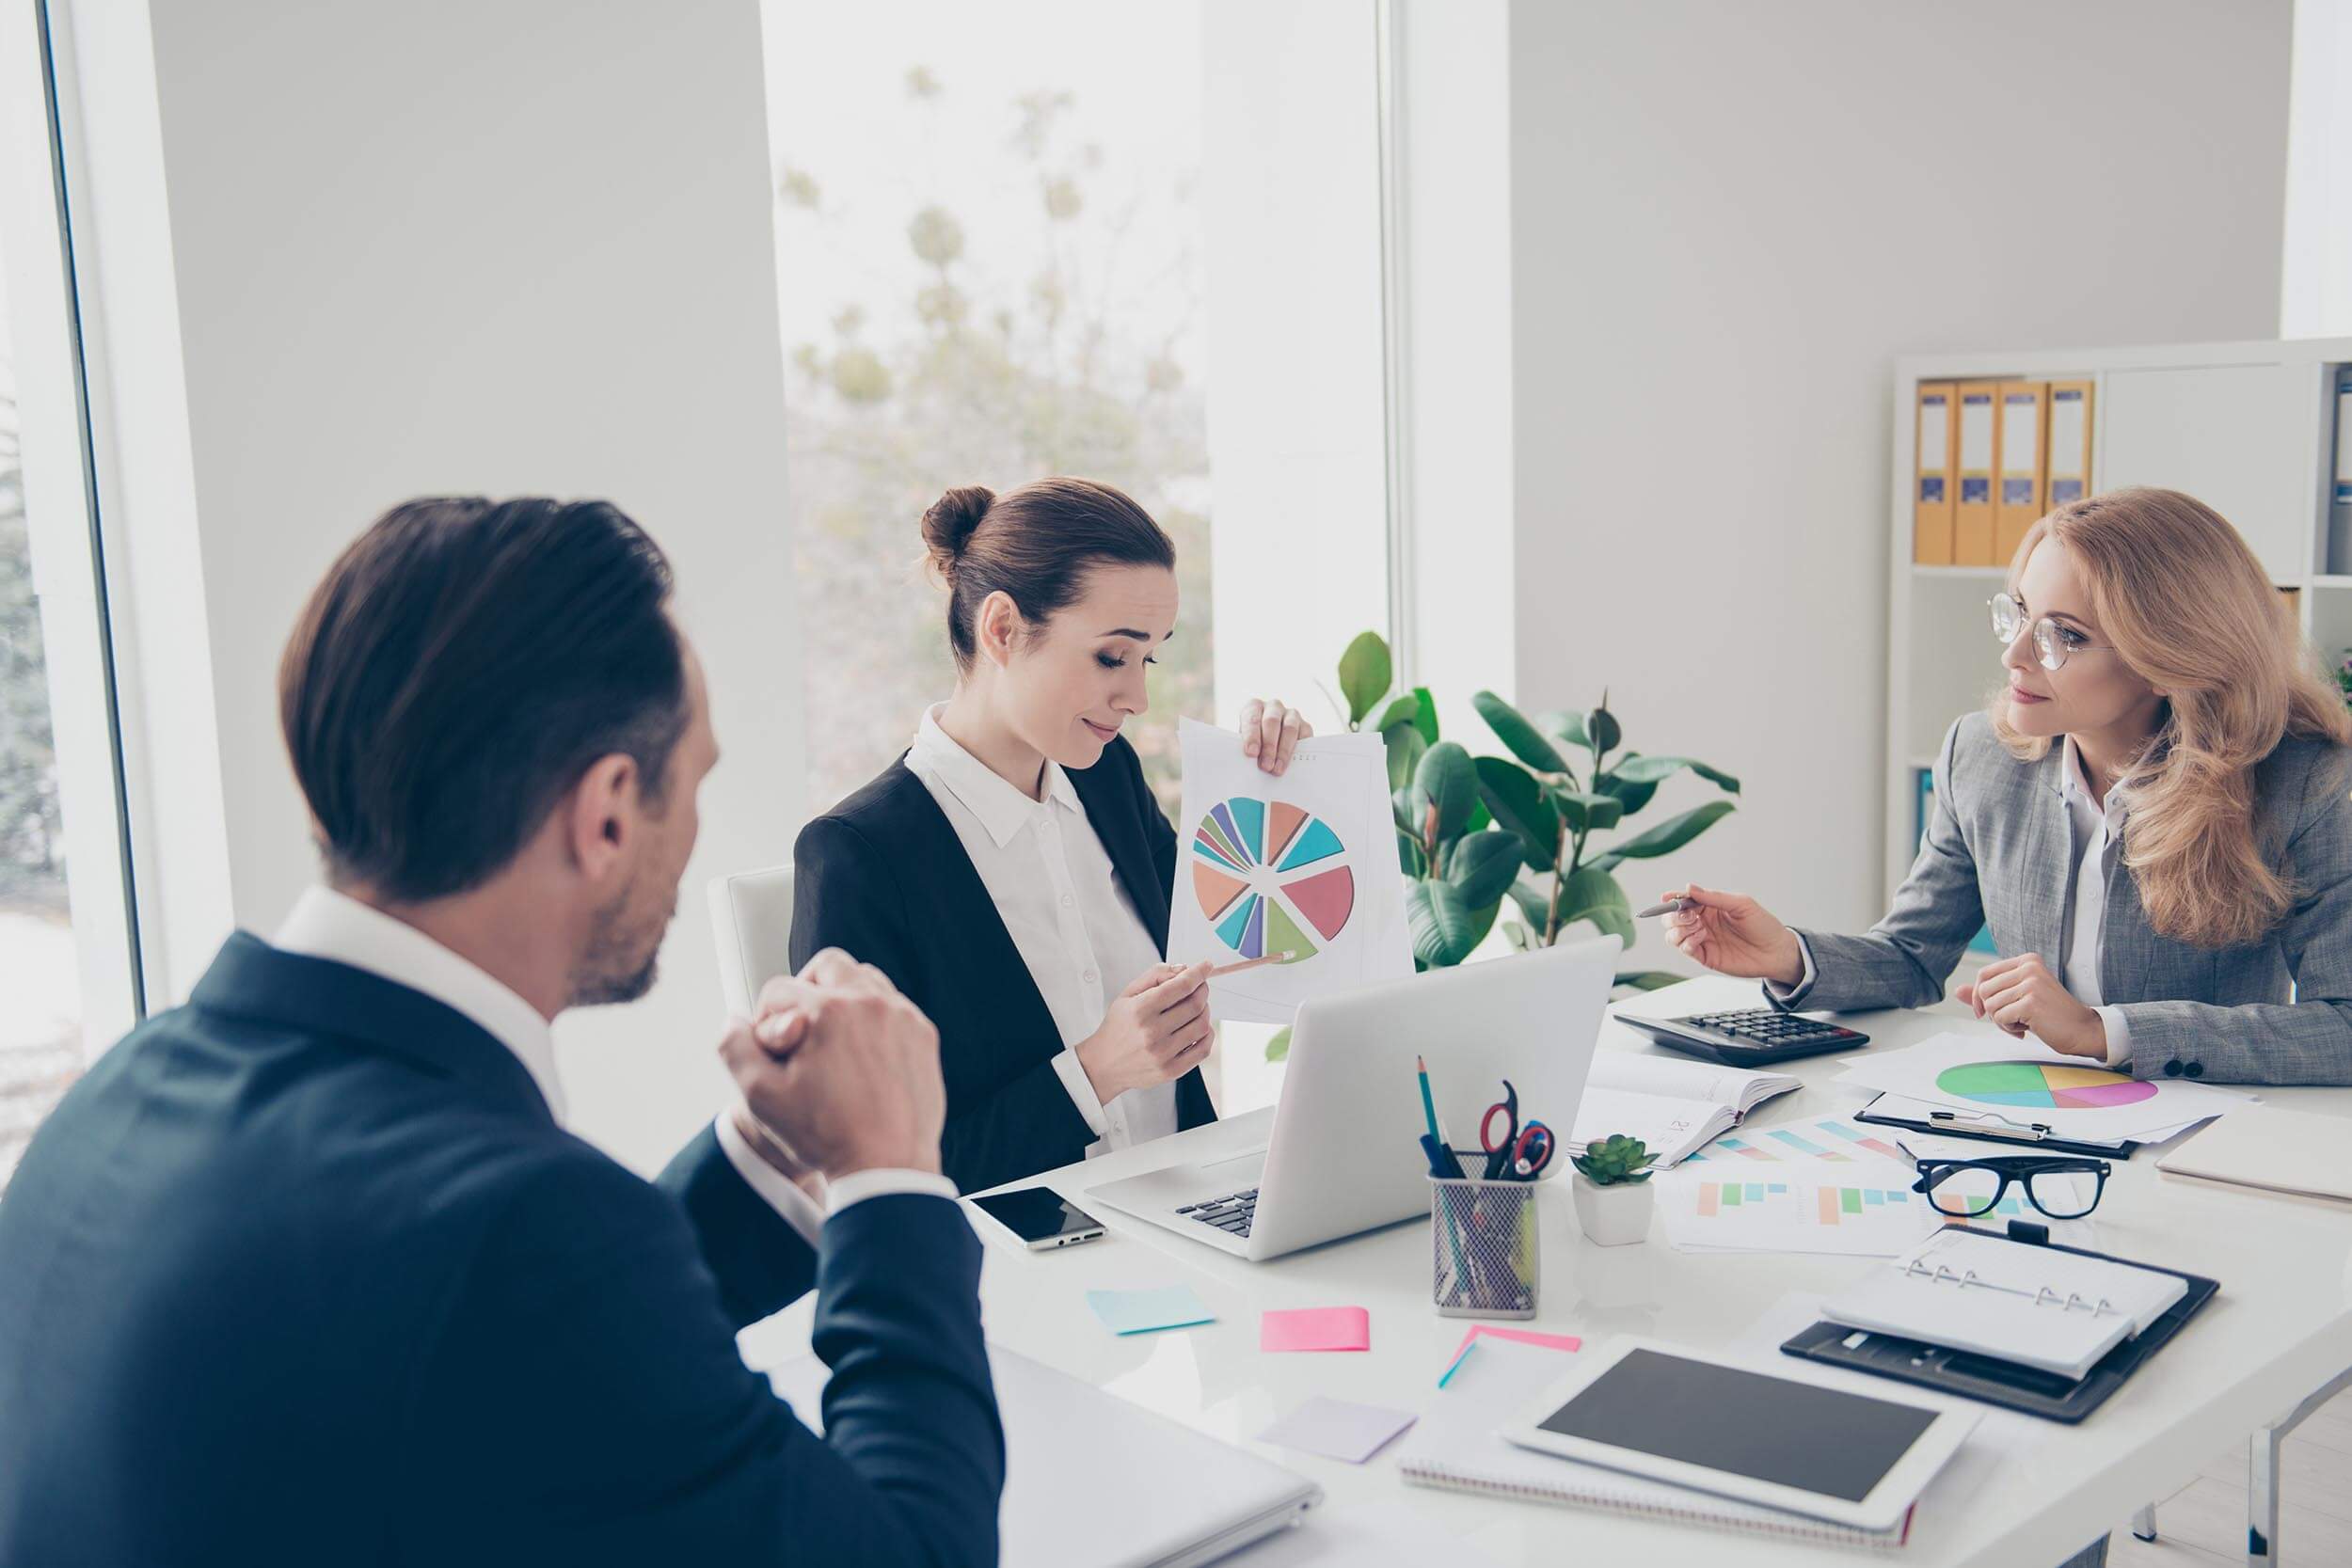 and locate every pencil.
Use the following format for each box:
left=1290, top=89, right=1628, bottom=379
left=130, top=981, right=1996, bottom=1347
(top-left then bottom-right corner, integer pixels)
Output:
left=1206, top=951, right=1295, bottom=979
